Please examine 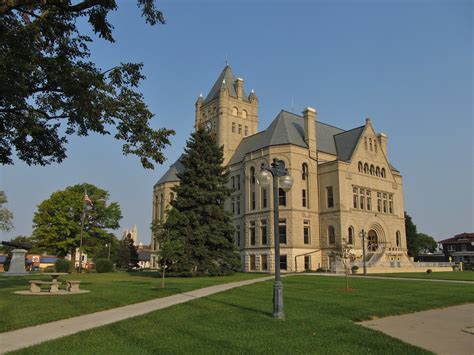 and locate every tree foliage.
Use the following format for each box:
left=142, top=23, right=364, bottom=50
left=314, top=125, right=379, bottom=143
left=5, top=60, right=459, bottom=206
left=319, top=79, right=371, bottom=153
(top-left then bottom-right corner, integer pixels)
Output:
left=0, top=0, right=174, bottom=169
left=115, top=234, right=138, bottom=270
left=165, top=129, right=239, bottom=274
left=32, top=183, right=122, bottom=260
left=405, top=212, right=438, bottom=259
left=0, top=191, right=14, bottom=231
